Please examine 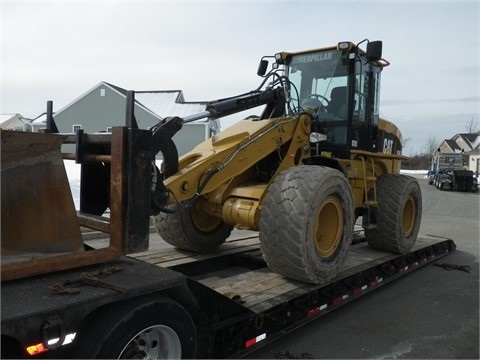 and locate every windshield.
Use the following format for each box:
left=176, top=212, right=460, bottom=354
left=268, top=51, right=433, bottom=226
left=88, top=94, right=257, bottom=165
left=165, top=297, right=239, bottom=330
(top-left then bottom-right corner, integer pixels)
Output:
left=286, top=49, right=349, bottom=145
